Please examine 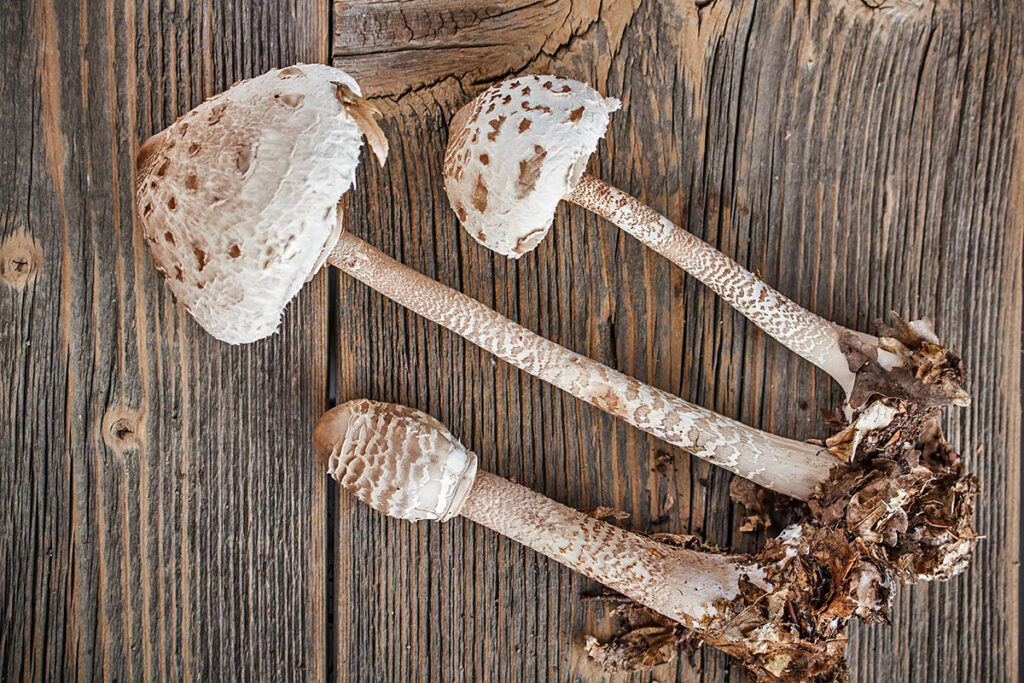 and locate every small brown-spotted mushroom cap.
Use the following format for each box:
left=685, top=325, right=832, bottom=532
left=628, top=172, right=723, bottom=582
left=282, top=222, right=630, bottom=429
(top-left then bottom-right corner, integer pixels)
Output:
left=314, top=399, right=478, bottom=522
left=137, top=64, right=387, bottom=344
left=443, top=75, right=620, bottom=258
